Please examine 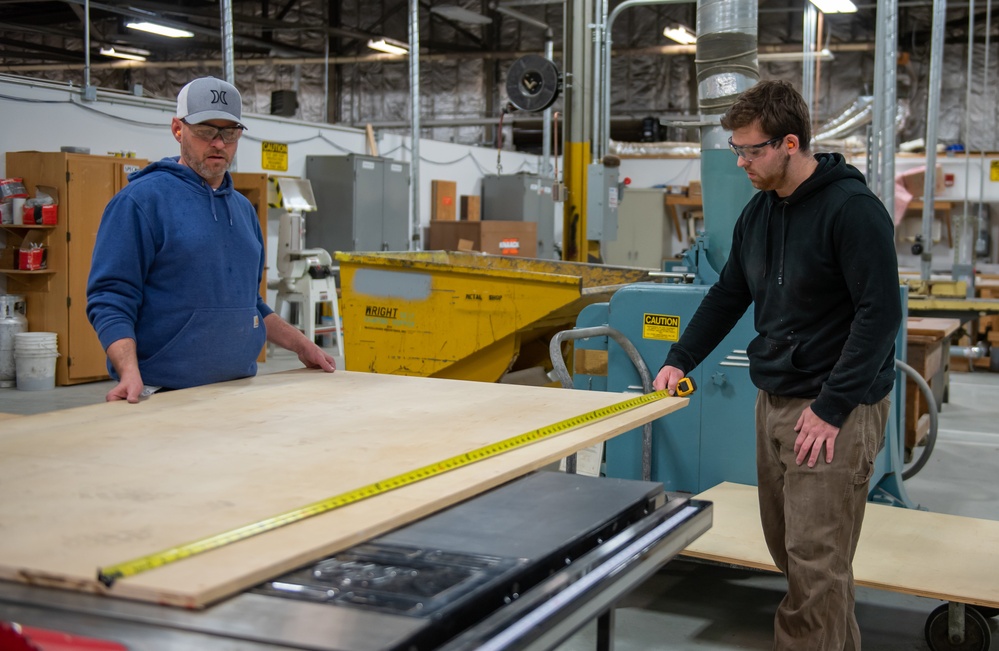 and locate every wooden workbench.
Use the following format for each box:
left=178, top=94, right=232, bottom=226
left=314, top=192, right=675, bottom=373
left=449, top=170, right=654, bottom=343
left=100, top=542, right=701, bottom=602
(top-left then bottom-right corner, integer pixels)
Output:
left=905, top=317, right=961, bottom=448
left=0, top=370, right=686, bottom=608
left=664, top=194, right=702, bottom=244
left=683, top=482, right=999, bottom=609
